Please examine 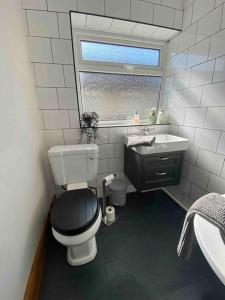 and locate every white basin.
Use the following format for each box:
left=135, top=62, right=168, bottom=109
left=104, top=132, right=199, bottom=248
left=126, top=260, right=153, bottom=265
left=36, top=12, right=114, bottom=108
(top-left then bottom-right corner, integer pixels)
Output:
left=194, top=197, right=225, bottom=286
left=126, top=134, right=189, bottom=155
